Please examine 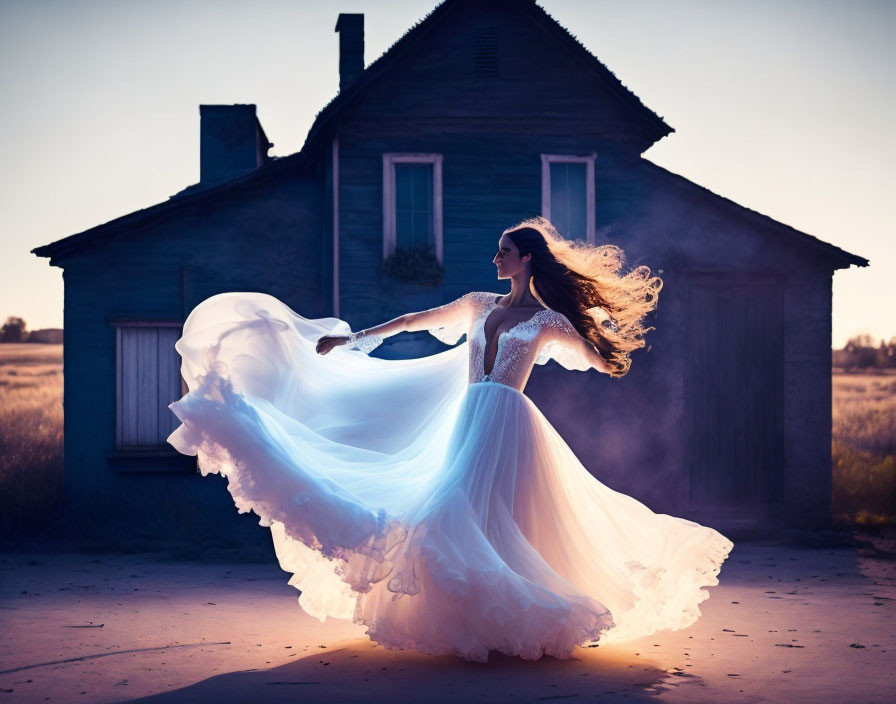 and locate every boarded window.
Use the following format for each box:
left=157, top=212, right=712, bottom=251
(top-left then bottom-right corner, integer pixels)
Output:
left=394, top=162, right=434, bottom=250
left=116, top=325, right=184, bottom=447
left=685, top=276, right=785, bottom=509
left=549, top=161, right=587, bottom=240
